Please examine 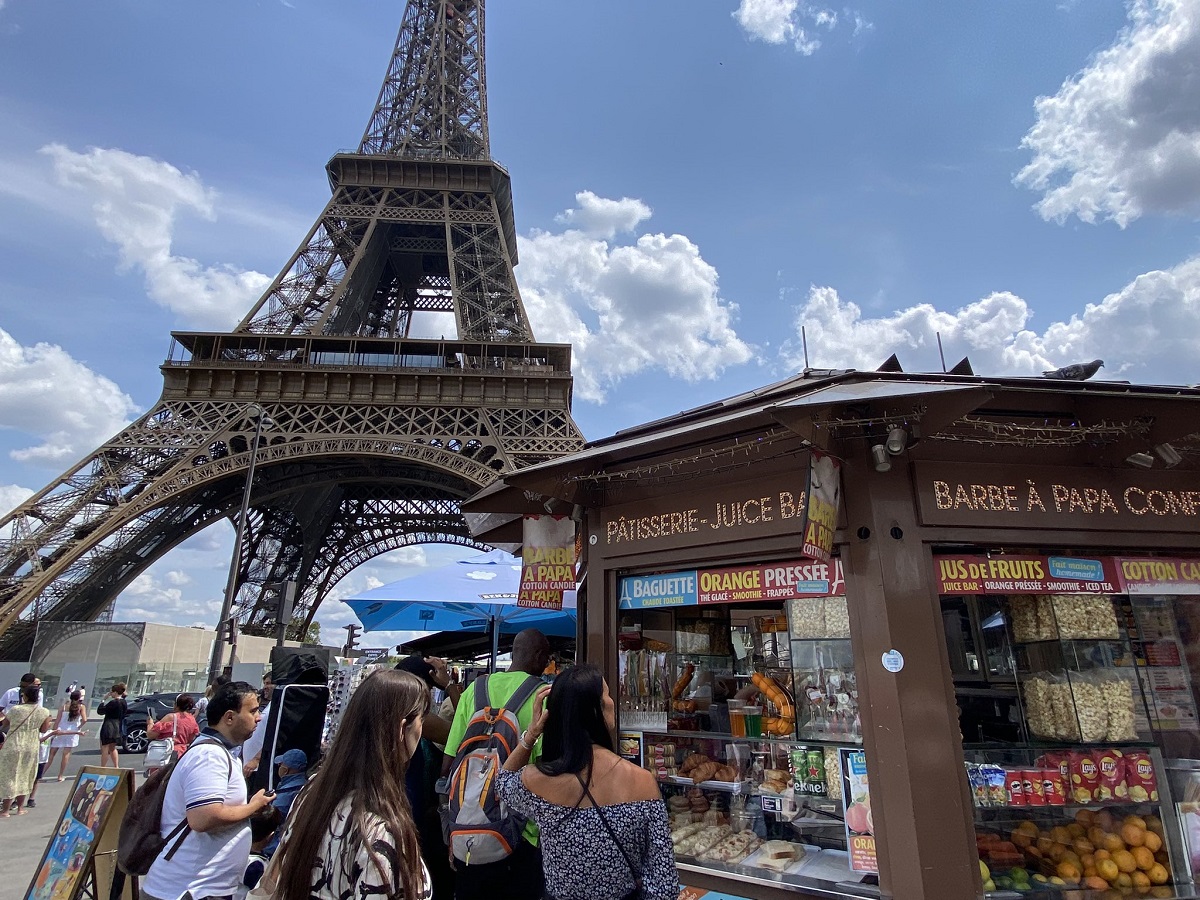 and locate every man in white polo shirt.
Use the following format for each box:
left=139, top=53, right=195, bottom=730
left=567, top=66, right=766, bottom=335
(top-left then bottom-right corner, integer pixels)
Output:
left=142, top=681, right=274, bottom=900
